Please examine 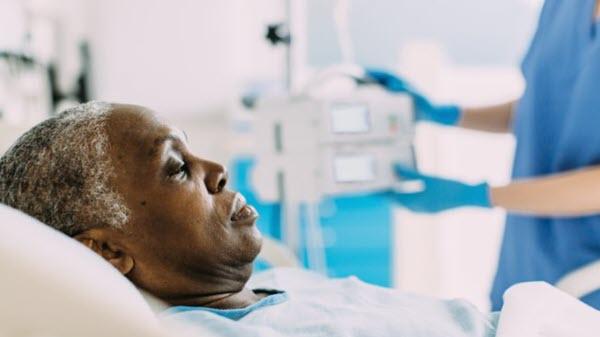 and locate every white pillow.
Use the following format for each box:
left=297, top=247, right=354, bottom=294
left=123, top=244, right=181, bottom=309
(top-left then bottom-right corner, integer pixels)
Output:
left=496, top=282, right=600, bottom=337
left=0, top=203, right=171, bottom=337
